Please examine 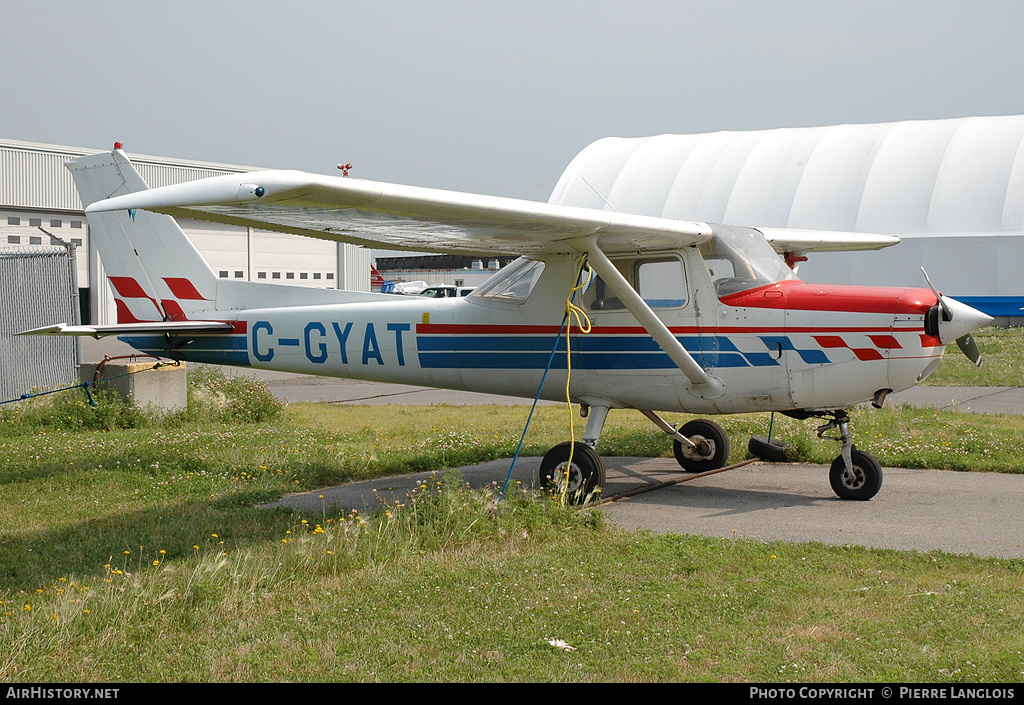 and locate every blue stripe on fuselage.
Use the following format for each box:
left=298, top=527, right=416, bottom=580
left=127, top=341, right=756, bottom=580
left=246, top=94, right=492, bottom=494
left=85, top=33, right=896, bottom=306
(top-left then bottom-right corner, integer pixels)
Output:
left=118, top=335, right=251, bottom=367
left=416, top=334, right=784, bottom=369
